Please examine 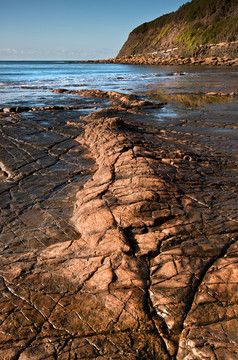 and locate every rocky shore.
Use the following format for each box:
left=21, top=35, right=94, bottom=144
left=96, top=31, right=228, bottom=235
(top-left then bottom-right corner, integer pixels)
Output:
left=0, top=89, right=237, bottom=359
left=85, top=55, right=238, bottom=67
